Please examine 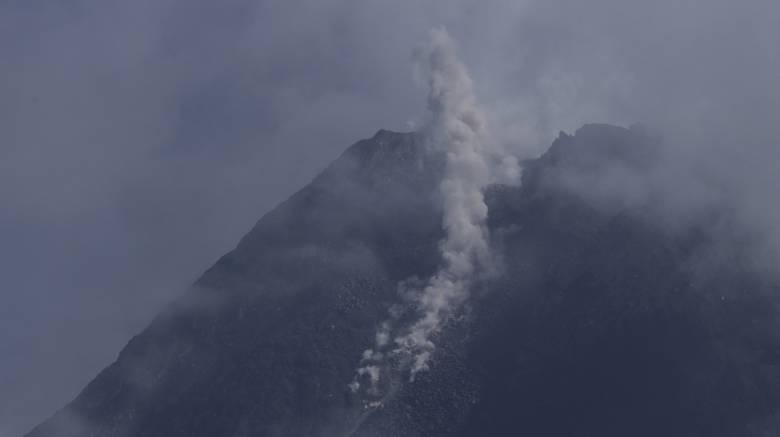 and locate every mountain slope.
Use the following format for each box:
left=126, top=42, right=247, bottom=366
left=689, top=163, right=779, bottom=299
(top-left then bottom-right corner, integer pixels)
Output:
left=28, top=125, right=780, bottom=437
